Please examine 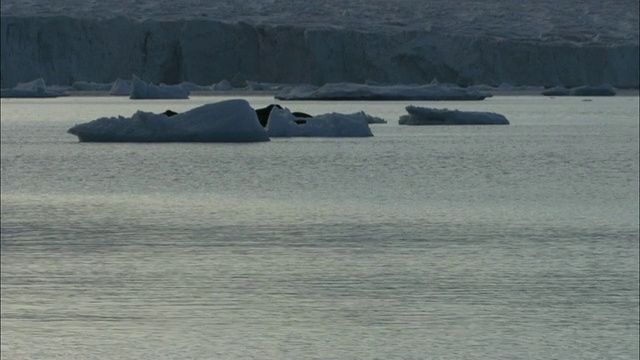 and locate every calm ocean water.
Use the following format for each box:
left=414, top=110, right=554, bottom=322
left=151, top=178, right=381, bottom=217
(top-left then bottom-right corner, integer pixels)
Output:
left=1, top=95, right=639, bottom=359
